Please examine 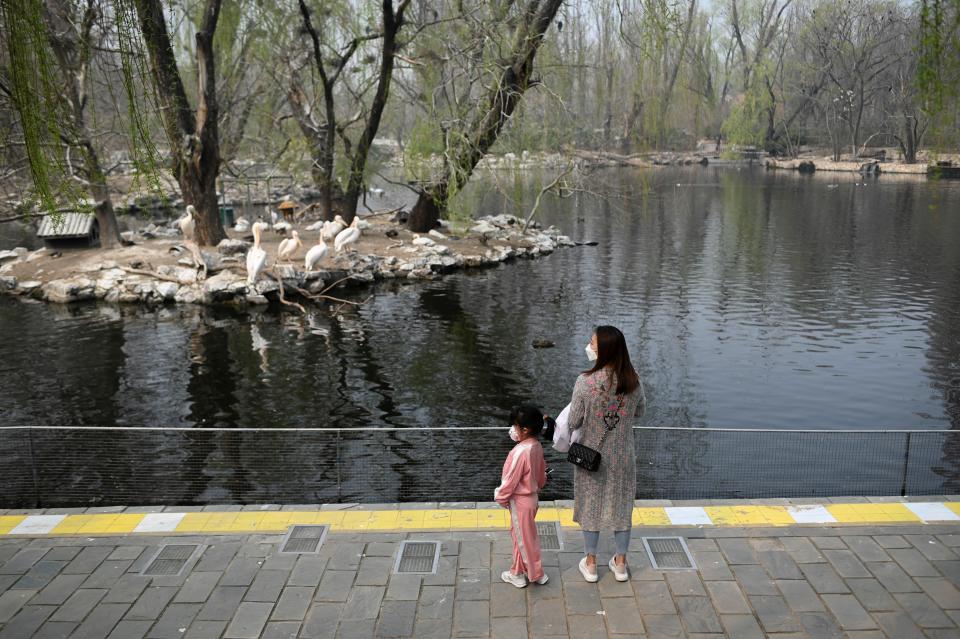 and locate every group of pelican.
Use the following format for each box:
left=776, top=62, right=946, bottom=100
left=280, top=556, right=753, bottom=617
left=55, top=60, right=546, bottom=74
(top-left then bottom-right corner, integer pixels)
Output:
left=178, top=204, right=363, bottom=286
